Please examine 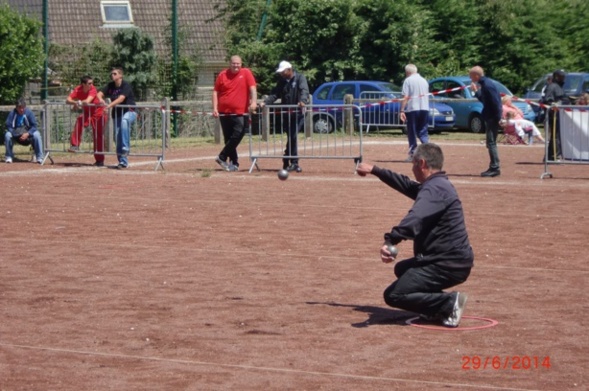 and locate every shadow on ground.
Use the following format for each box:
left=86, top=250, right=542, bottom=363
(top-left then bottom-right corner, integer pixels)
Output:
left=306, top=301, right=414, bottom=328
